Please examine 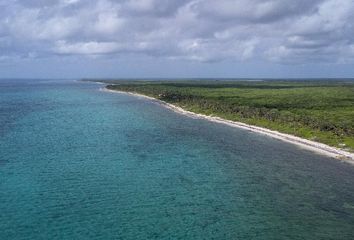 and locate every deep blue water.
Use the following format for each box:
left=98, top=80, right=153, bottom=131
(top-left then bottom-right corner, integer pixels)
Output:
left=1, top=79, right=354, bottom=240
